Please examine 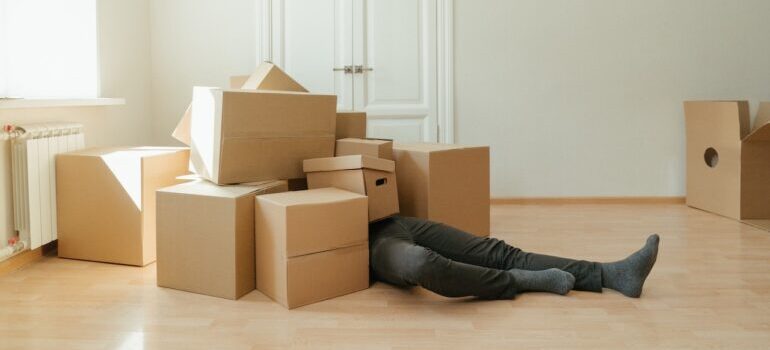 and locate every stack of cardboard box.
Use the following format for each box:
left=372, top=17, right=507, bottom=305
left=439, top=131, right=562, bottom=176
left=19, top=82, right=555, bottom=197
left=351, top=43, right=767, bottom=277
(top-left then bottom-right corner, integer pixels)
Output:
left=54, top=62, right=492, bottom=309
